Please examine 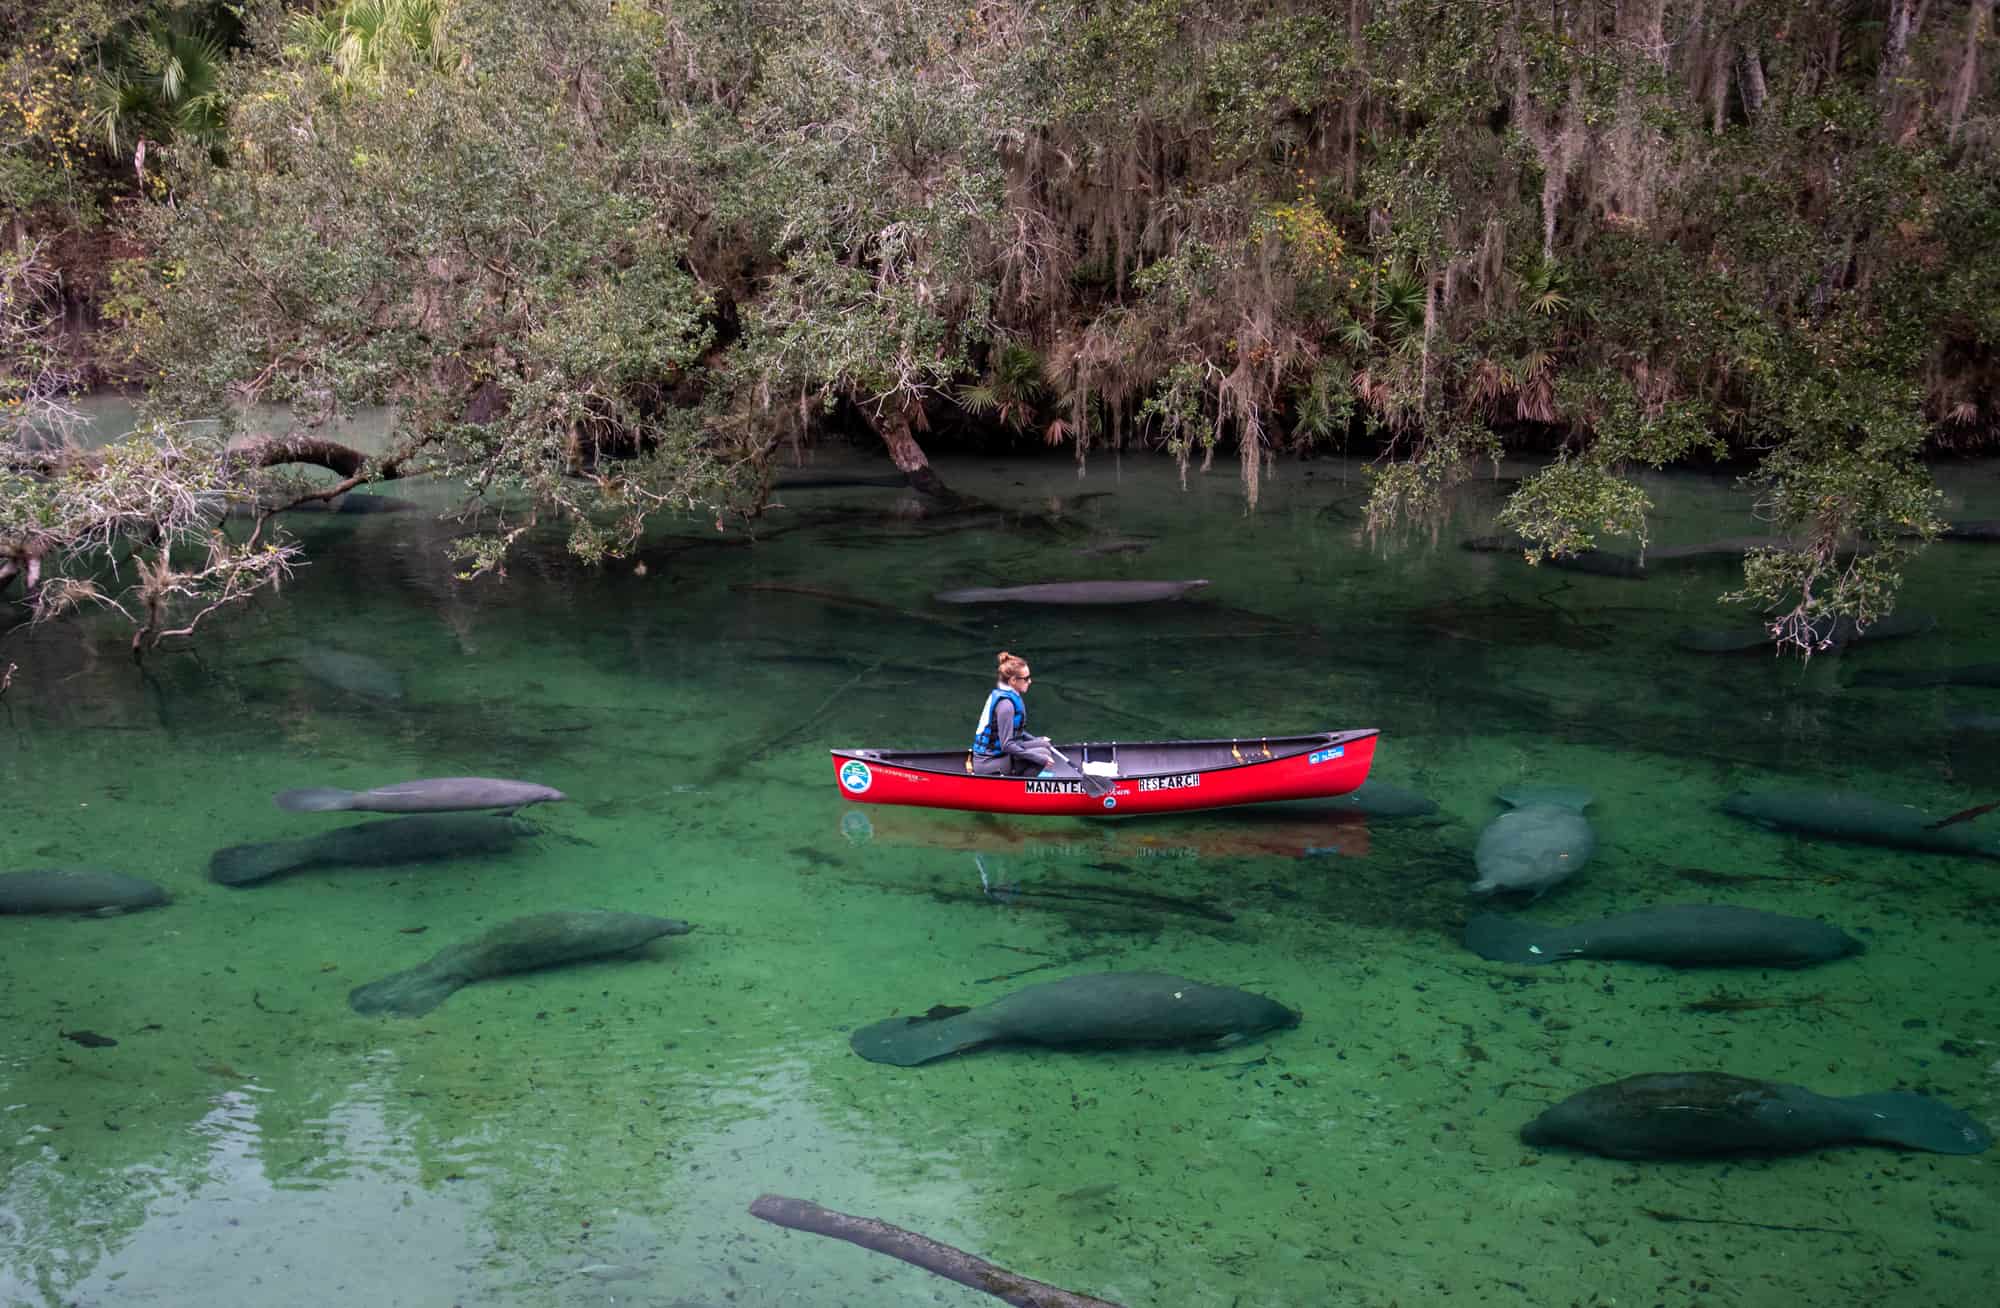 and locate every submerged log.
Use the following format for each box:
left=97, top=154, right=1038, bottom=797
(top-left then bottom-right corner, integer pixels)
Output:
left=747, top=1194, right=1126, bottom=1308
